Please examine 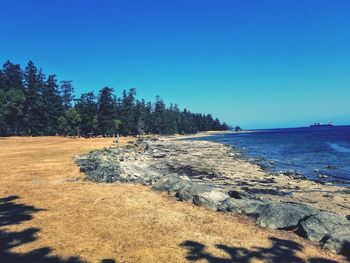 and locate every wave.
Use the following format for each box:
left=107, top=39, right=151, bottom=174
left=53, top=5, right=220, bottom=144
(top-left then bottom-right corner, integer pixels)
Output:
left=327, top=142, right=350, bottom=153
